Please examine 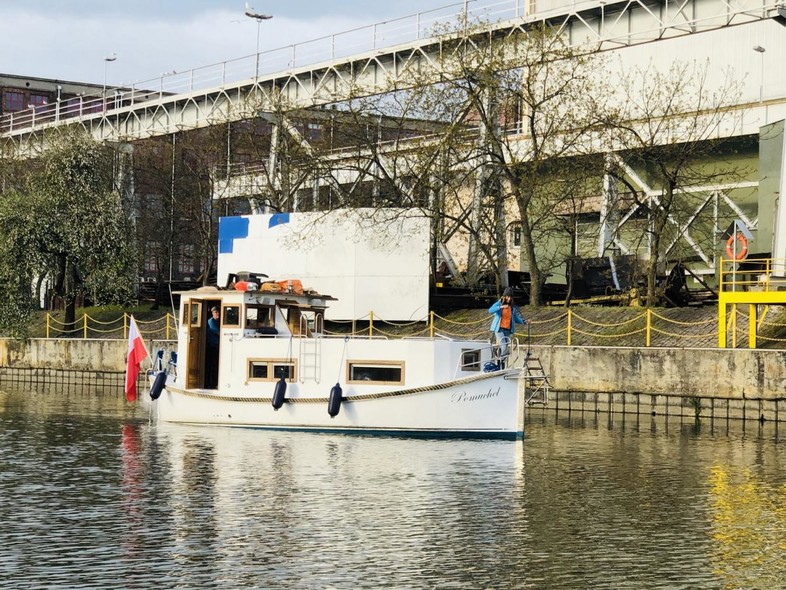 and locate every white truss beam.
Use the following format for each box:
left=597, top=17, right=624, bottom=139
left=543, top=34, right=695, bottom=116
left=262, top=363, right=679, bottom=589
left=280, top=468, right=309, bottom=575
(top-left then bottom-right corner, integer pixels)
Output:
left=2, top=0, right=781, bottom=154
